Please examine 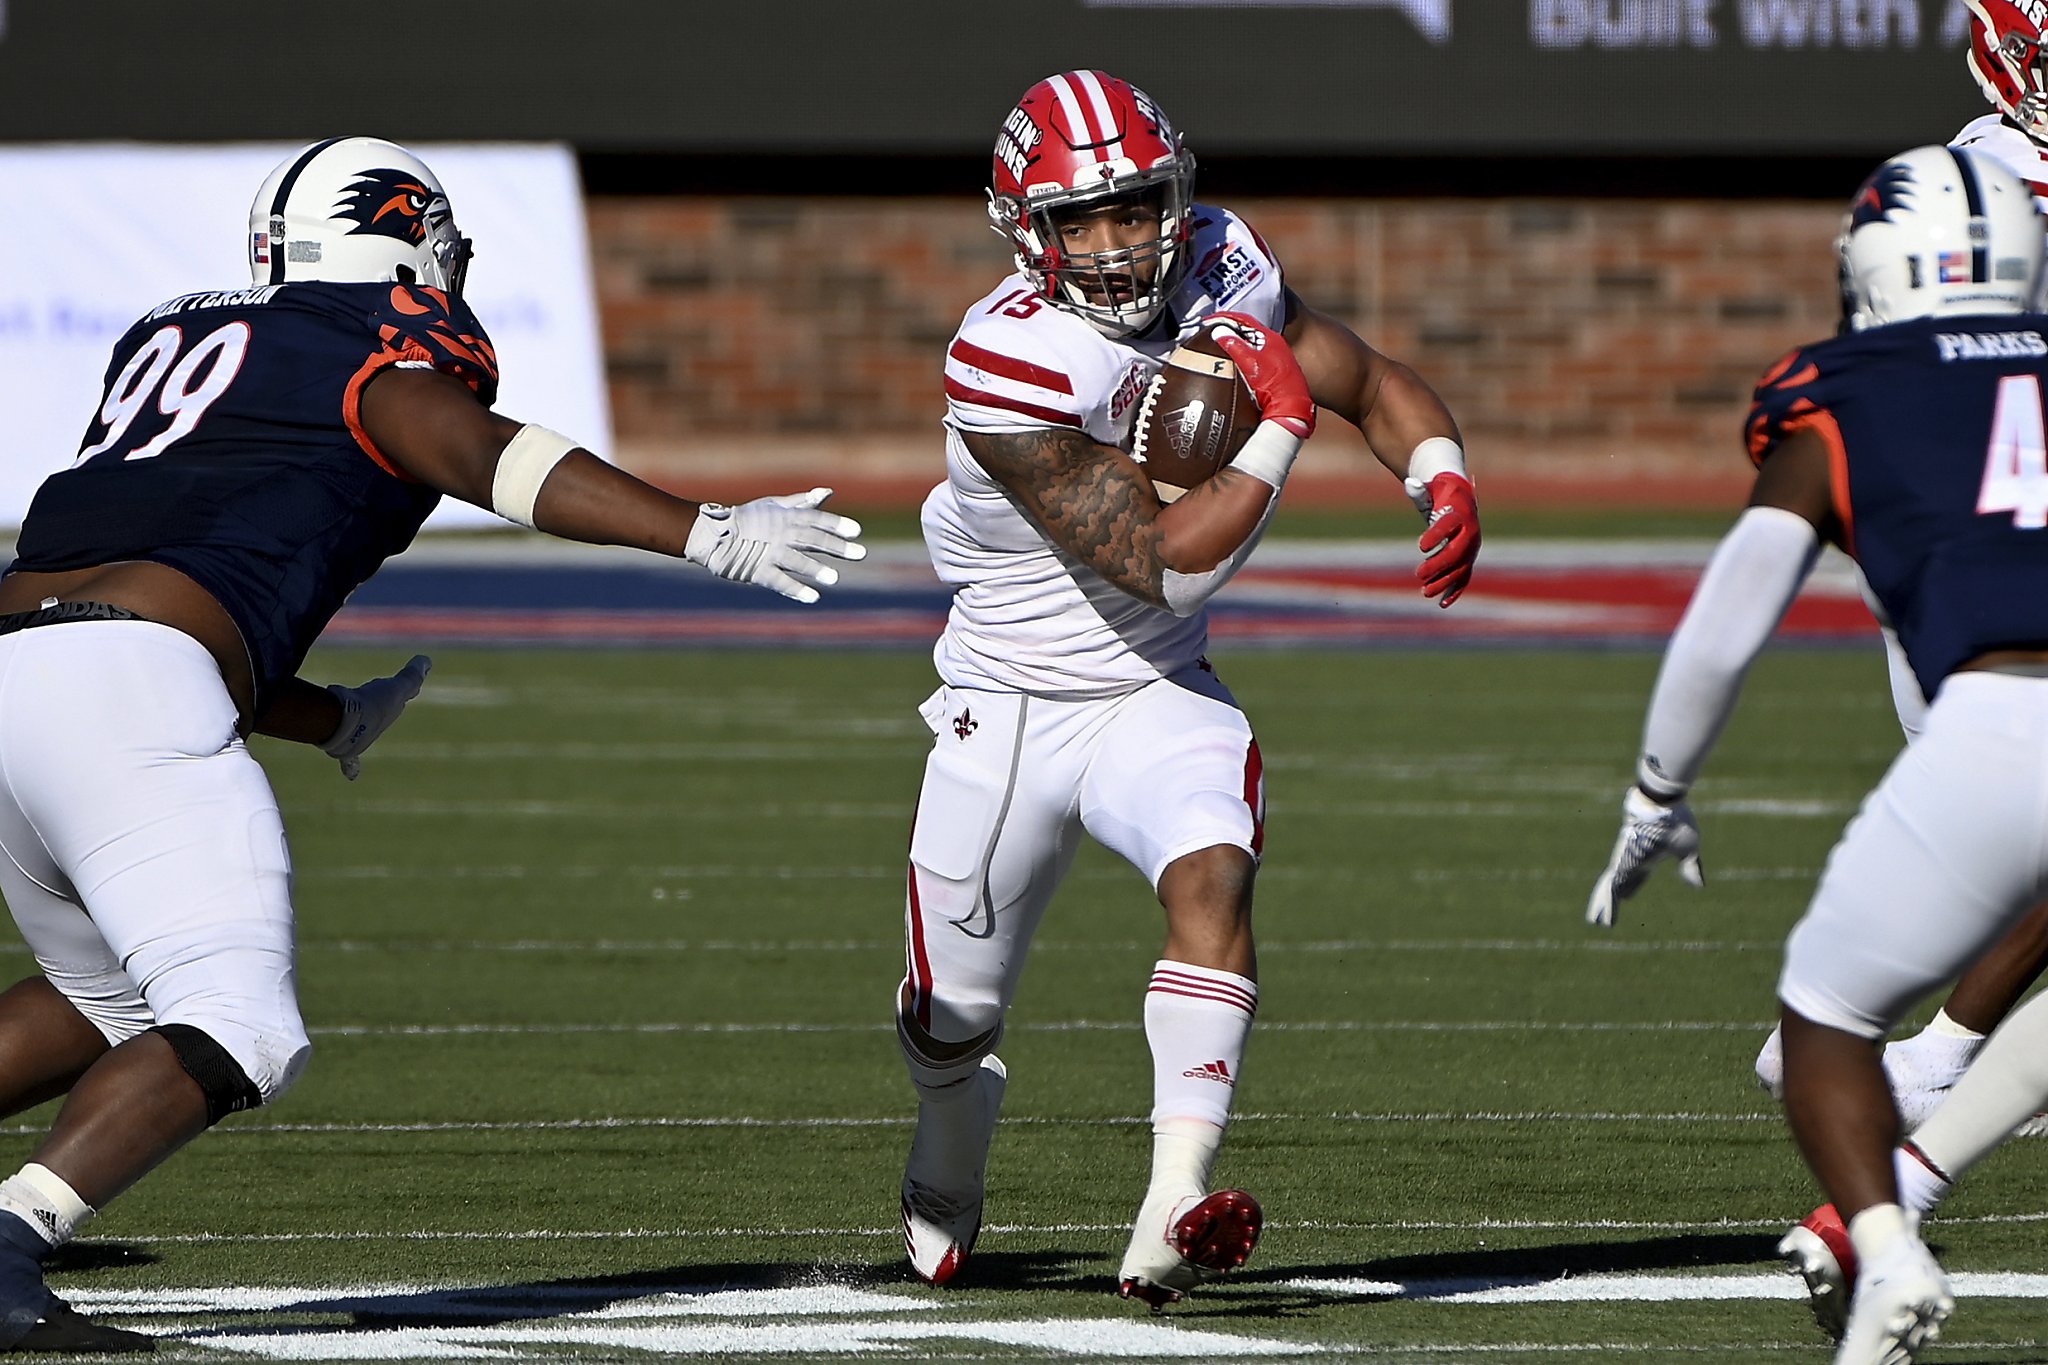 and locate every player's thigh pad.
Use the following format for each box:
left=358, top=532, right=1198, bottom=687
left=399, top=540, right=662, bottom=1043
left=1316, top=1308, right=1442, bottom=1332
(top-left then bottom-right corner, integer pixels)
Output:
left=1781, top=672, right=2048, bottom=1040
left=1080, top=668, right=1263, bottom=887
left=903, top=686, right=1082, bottom=1048
left=0, top=622, right=309, bottom=1101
